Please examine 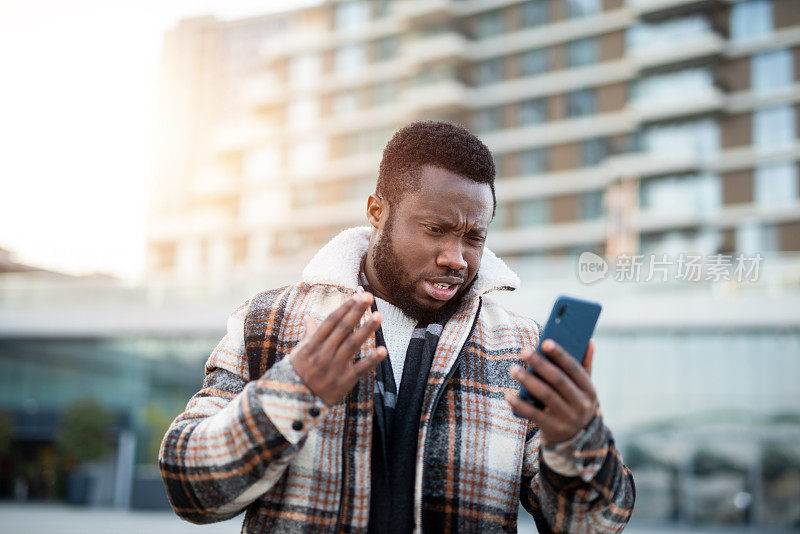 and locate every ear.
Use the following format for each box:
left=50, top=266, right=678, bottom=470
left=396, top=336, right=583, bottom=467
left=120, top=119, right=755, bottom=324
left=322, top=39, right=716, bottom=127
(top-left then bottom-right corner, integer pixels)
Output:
left=366, top=193, right=385, bottom=229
